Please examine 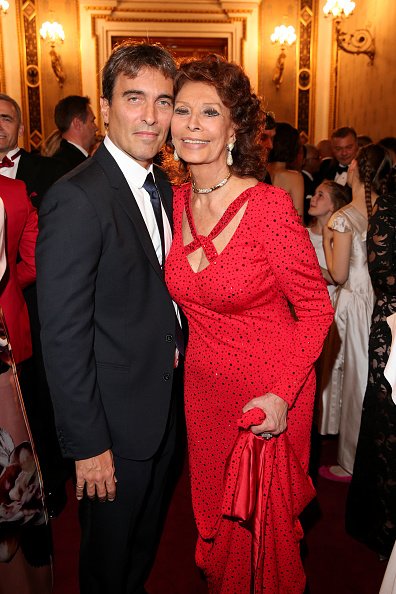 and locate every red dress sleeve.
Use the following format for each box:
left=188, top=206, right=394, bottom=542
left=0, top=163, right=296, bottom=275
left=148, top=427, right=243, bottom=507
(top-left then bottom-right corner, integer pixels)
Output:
left=261, top=185, right=334, bottom=407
